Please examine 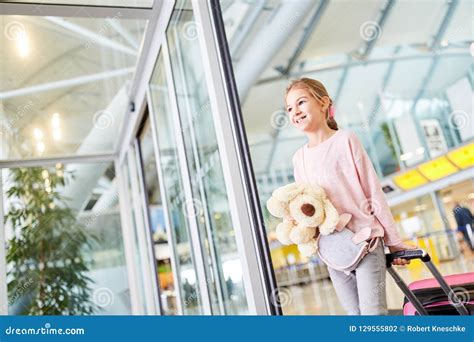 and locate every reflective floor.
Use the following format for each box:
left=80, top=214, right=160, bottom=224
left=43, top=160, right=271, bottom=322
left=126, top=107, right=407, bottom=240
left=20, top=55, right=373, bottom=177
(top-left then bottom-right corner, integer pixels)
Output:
left=281, top=249, right=474, bottom=315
